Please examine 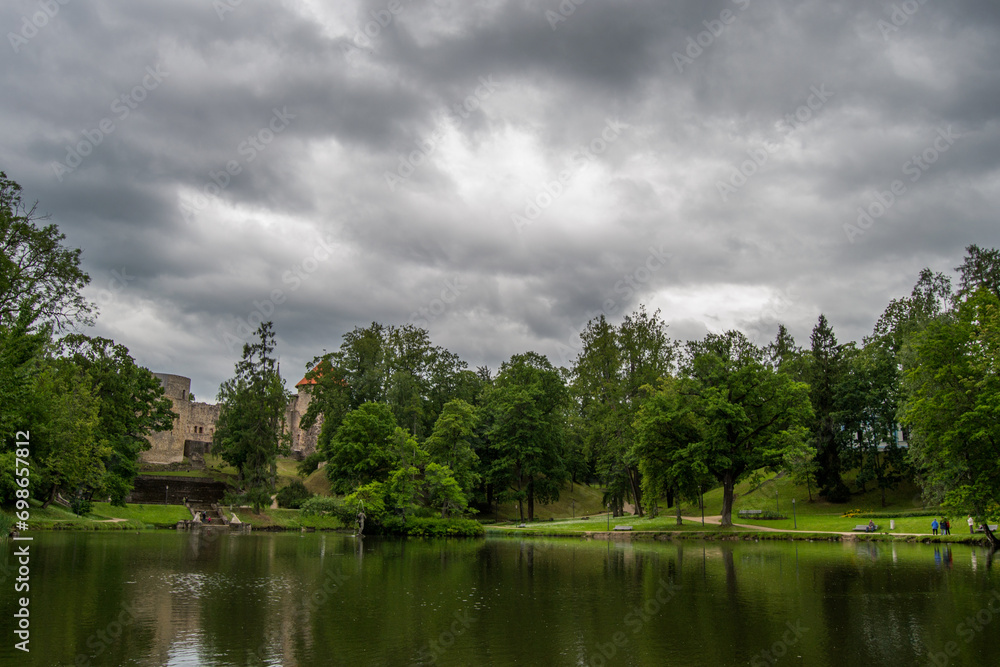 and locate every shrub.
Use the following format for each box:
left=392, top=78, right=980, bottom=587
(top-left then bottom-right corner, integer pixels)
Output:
left=297, top=451, right=325, bottom=477
left=300, top=496, right=341, bottom=516
left=276, top=481, right=311, bottom=509
left=70, top=496, right=93, bottom=516
left=399, top=517, right=485, bottom=537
